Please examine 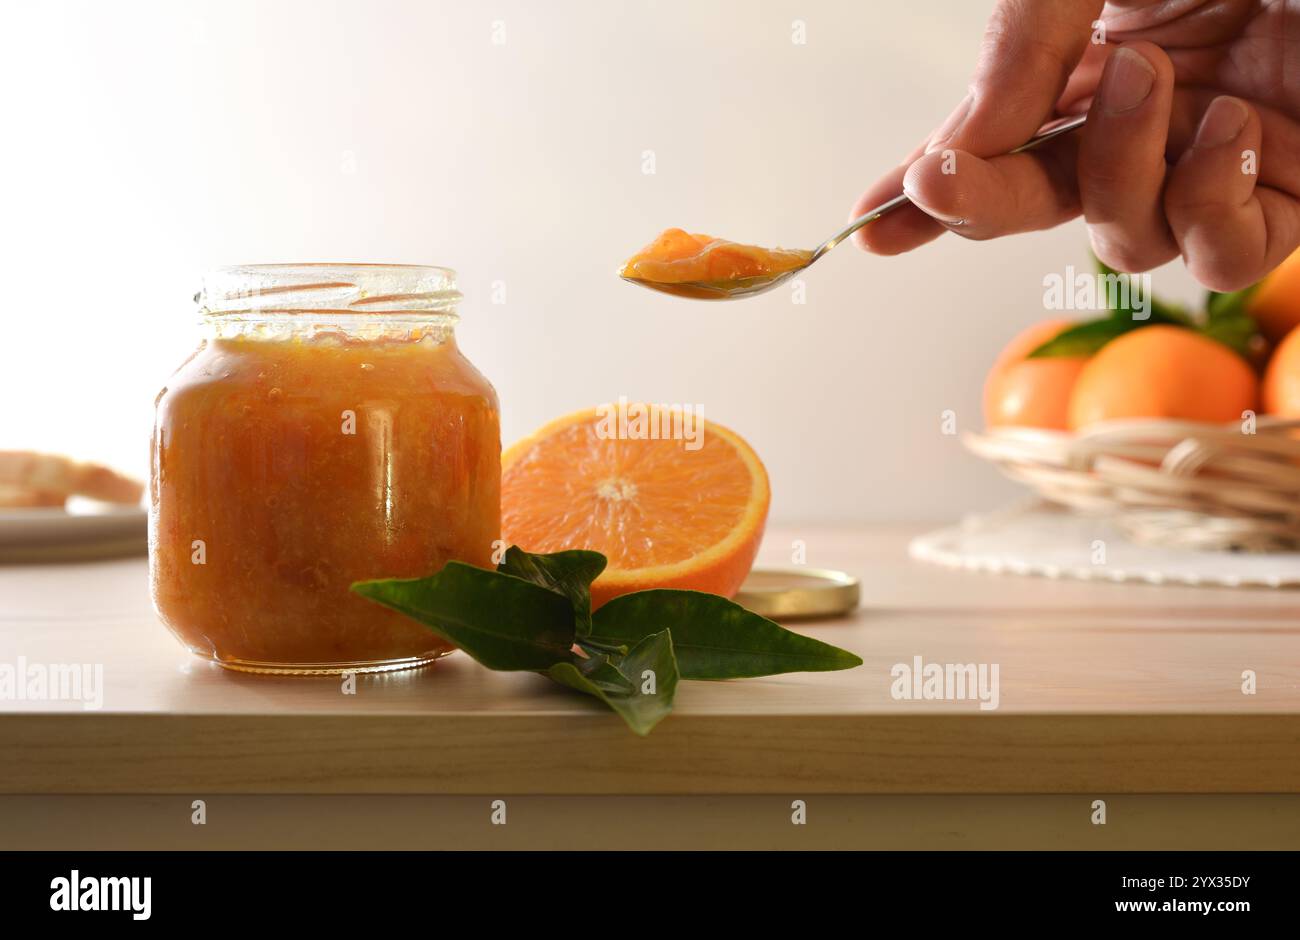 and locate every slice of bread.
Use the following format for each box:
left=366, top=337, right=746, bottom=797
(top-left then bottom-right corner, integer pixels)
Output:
left=0, top=452, right=143, bottom=506
left=69, top=461, right=145, bottom=504
left=0, top=483, right=66, bottom=508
